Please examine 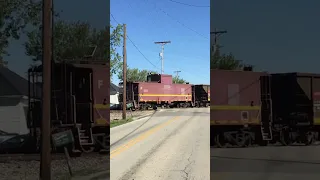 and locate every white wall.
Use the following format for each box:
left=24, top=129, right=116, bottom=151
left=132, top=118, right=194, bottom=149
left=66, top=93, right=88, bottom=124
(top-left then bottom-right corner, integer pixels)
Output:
left=110, top=93, right=119, bottom=104
left=0, top=102, right=29, bottom=135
